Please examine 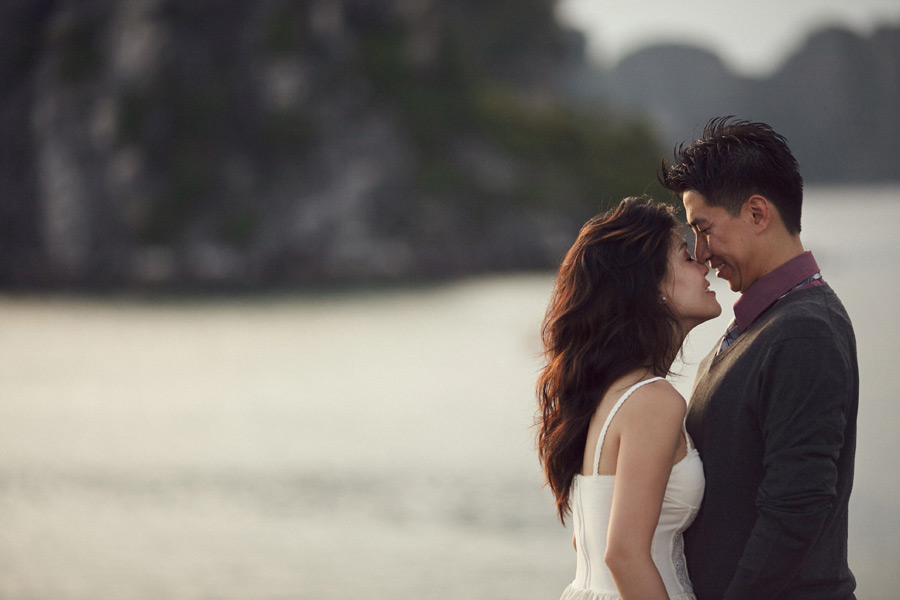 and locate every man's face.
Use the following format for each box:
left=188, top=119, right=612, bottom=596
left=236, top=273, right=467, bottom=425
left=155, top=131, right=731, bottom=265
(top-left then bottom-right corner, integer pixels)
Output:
left=682, top=190, right=758, bottom=293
